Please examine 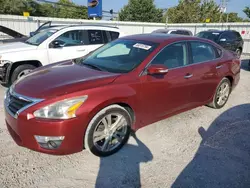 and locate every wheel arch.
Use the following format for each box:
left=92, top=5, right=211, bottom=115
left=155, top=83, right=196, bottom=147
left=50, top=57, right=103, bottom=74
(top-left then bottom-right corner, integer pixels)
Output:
left=225, top=75, right=234, bottom=87
left=8, top=60, right=42, bottom=83
left=85, top=99, right=137, bottom=131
